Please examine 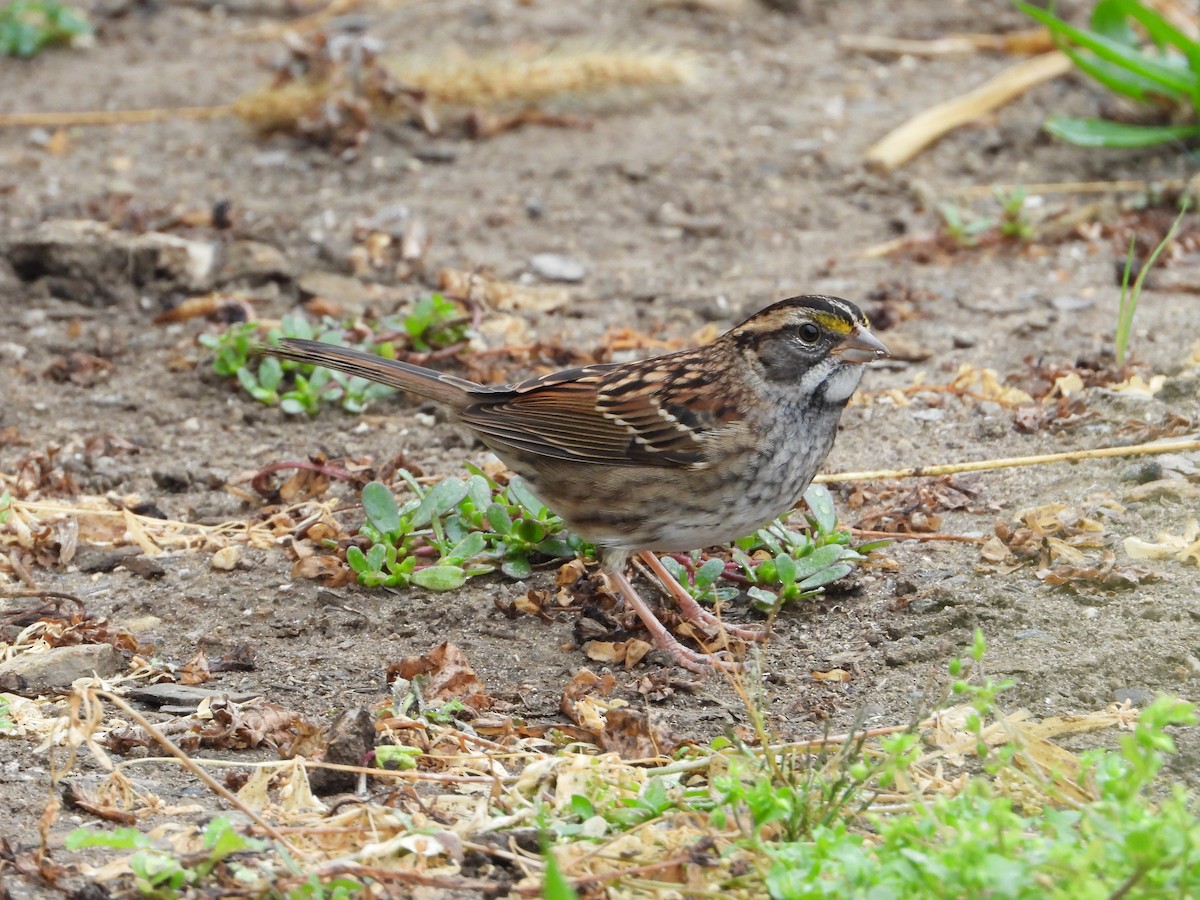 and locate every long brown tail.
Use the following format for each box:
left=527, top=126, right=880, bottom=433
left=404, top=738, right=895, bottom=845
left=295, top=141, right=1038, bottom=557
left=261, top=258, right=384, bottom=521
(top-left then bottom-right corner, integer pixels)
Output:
left=264, top=338, right=480, bottom=410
